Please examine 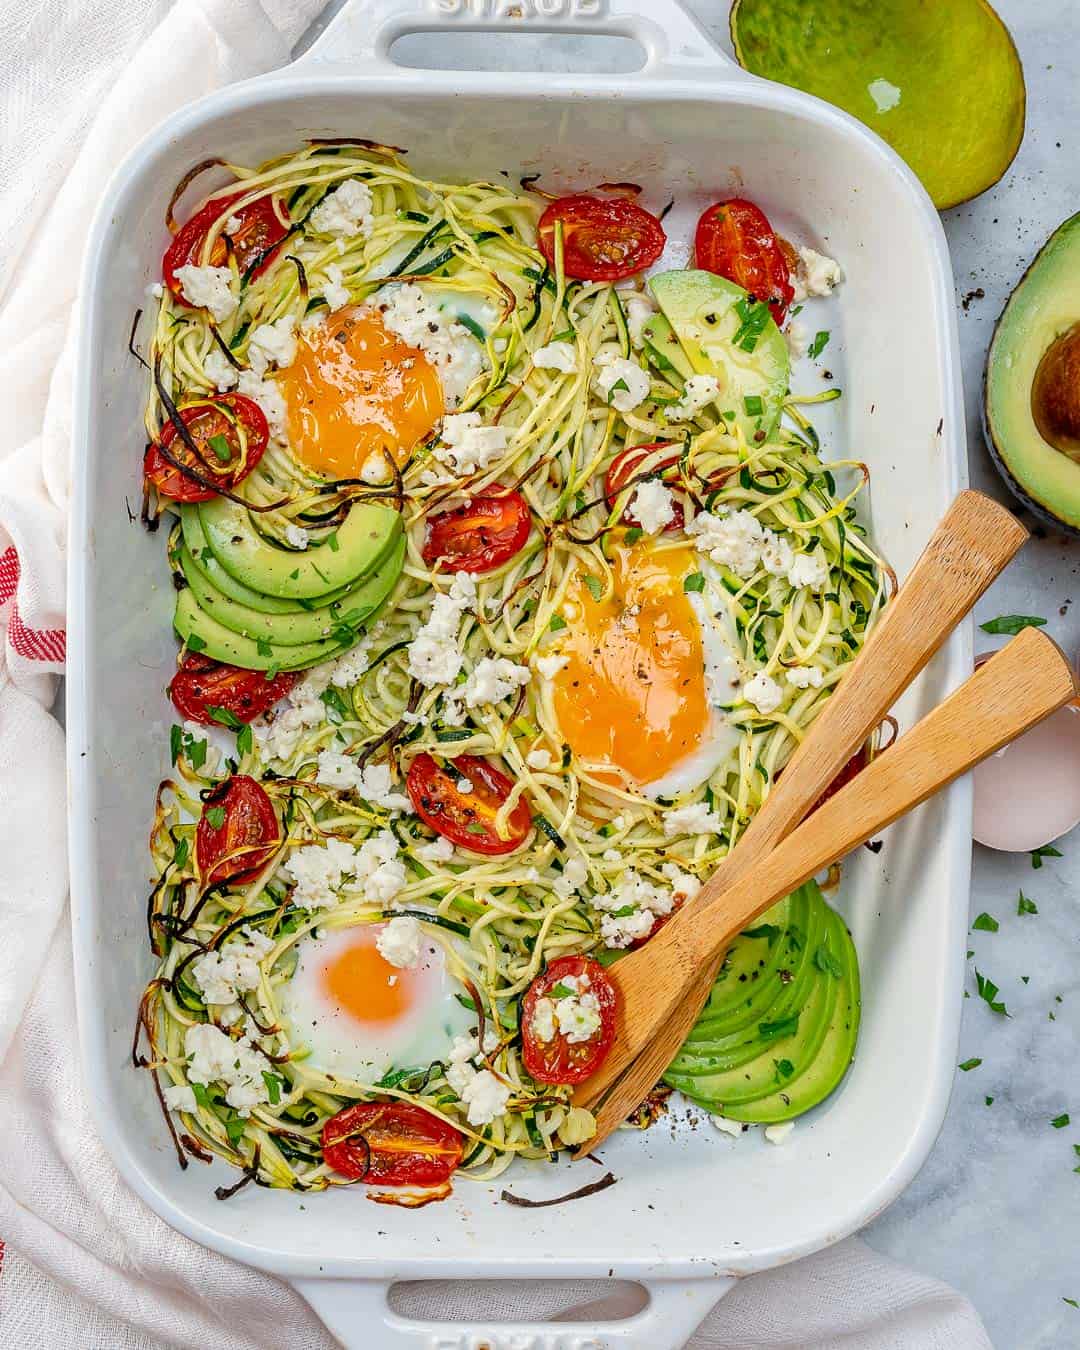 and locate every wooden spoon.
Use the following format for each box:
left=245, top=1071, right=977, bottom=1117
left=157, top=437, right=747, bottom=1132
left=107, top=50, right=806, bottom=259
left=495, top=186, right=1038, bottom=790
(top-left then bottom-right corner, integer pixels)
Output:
left=574, top=488, right=1027, bottom=1114
left=575, top=626, right=1079, bottom=1154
